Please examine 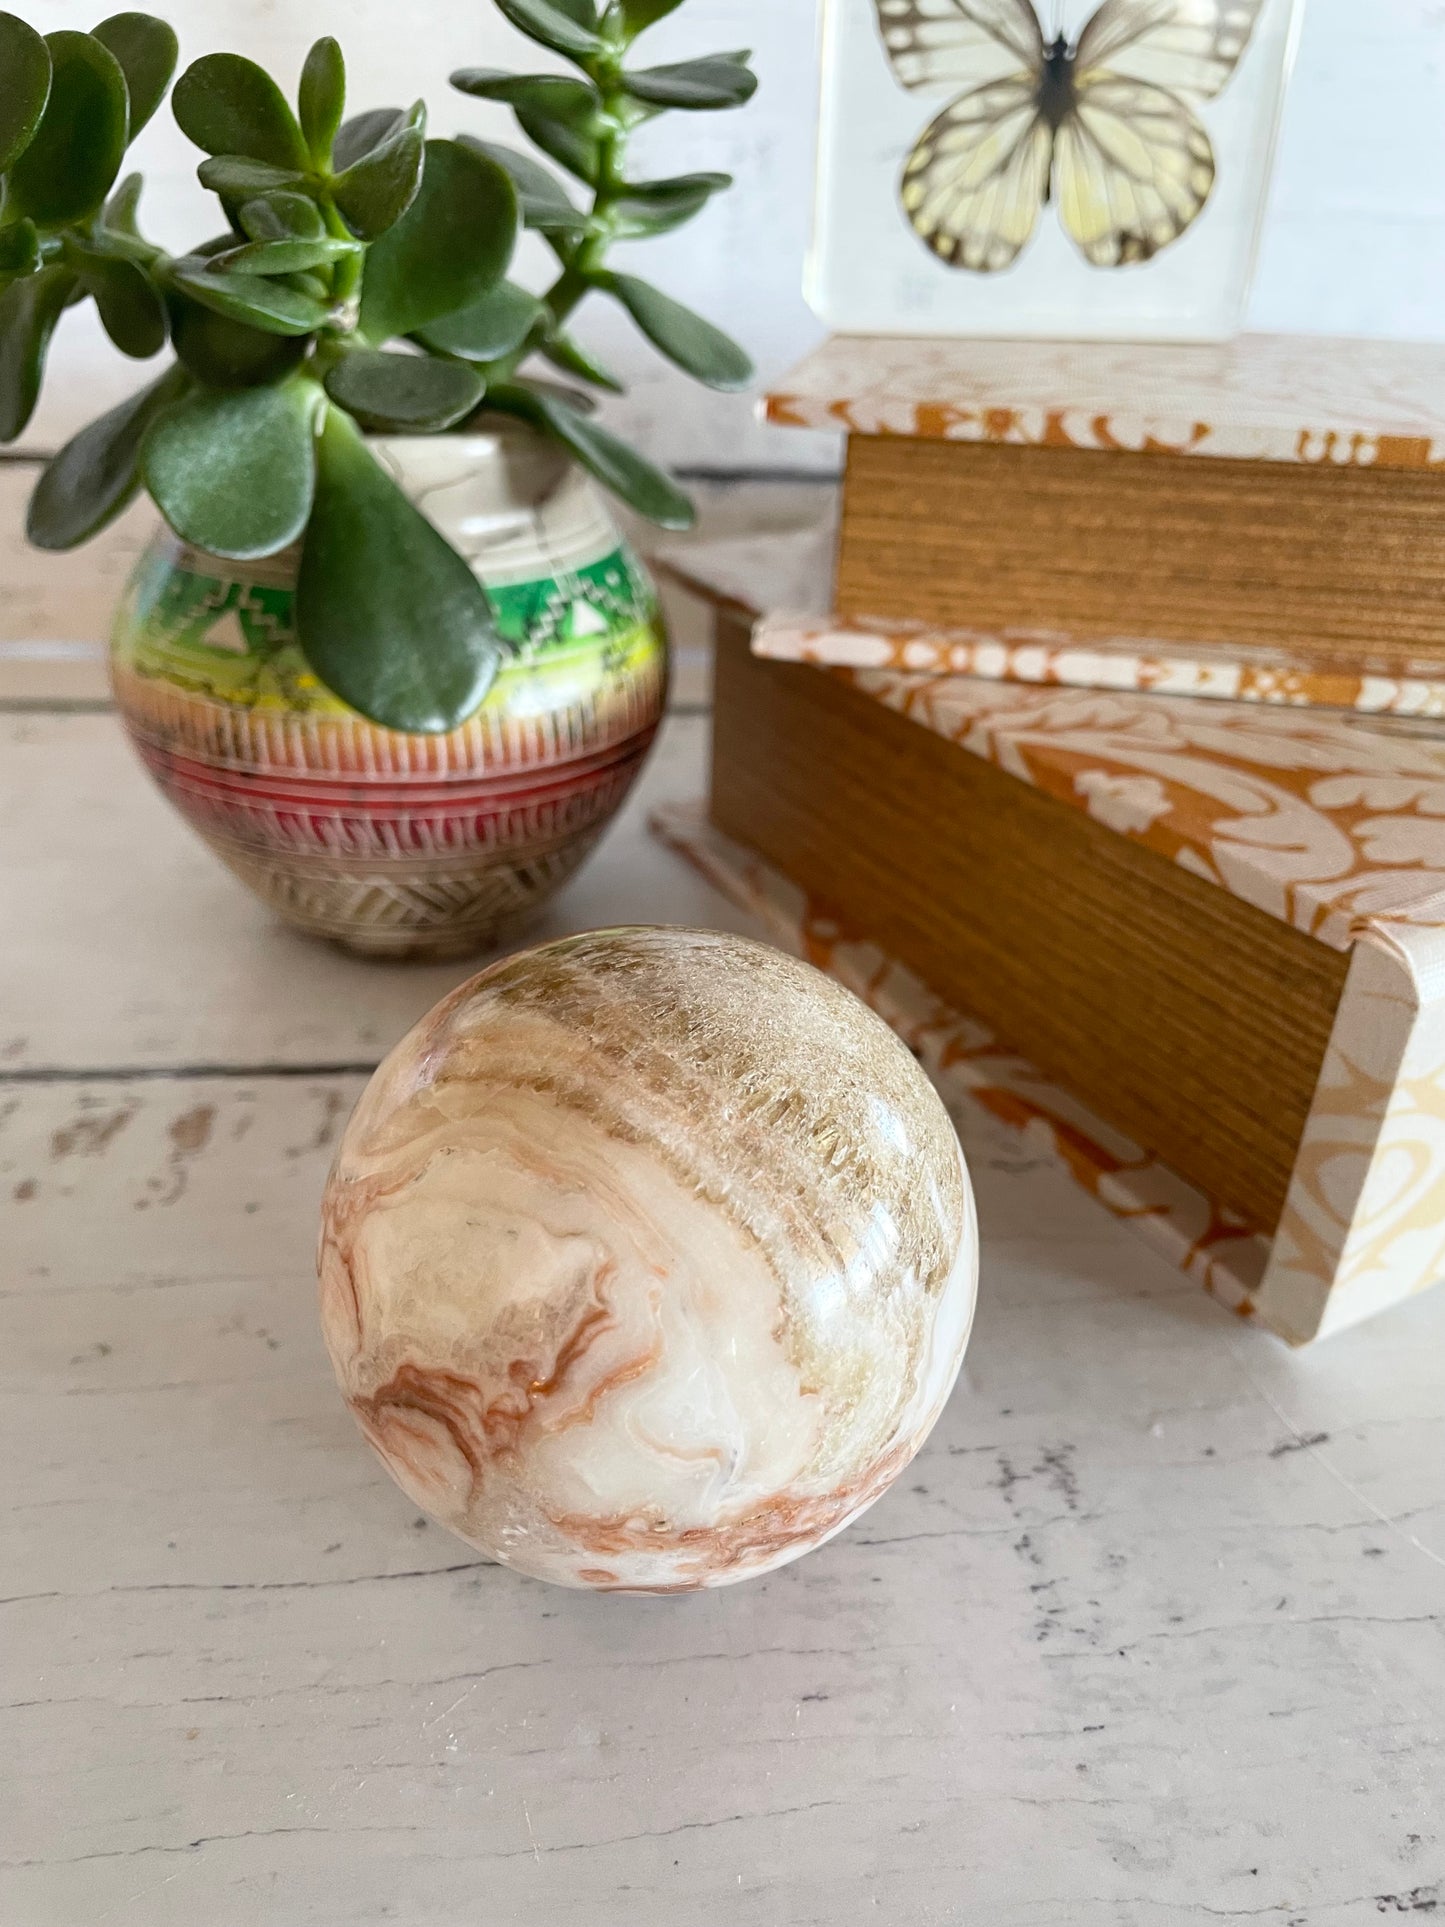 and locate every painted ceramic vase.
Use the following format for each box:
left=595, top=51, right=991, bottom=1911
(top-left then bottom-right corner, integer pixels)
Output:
left=109, top=430, right=668, bottom=960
